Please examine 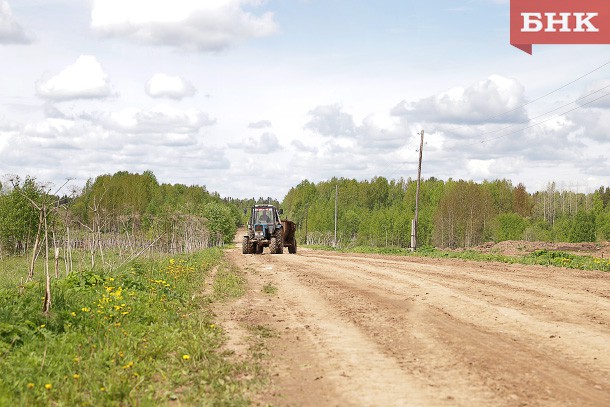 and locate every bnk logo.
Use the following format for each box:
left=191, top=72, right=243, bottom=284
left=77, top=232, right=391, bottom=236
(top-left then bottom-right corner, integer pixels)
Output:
left=510, top=0, right=610, bottom=54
